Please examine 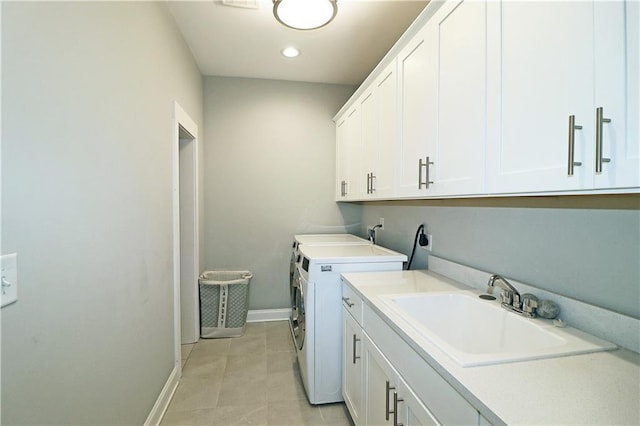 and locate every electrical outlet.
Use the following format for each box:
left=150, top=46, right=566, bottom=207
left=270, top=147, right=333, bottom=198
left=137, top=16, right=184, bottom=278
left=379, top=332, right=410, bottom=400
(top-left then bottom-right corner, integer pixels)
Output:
left=379, top=217, right=384, bottom=230
left=421, top=233, right=433, bottom=252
